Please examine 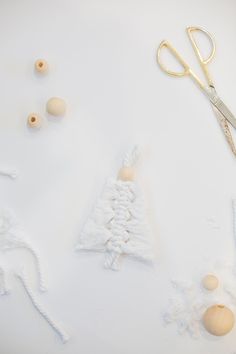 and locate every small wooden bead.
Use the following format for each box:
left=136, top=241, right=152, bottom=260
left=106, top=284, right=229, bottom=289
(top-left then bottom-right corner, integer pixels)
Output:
left=203, top=305, right=234, bottom=336
left=35, top=59, right=48, bottom=73
left=202, top=274, right=219, bottom=291
left=27, top=113, right=42, bottom=128
left=46, top=97, right=66, bottom=116
left=117, top=166, right=135, bottom=181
